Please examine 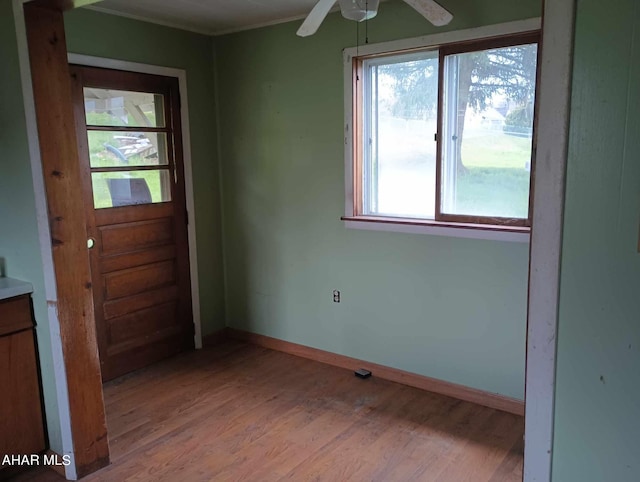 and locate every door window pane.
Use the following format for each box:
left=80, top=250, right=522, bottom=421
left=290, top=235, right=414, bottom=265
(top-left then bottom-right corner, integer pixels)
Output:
left=362, top=52, right=439, bottom=218
left=441, top=43, right=537, bottom=219
left=87, top=131, right=168, bottom=168
left=83, top=88, right=165, bottom=127
left=91, top=170, right=172, bottom=209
